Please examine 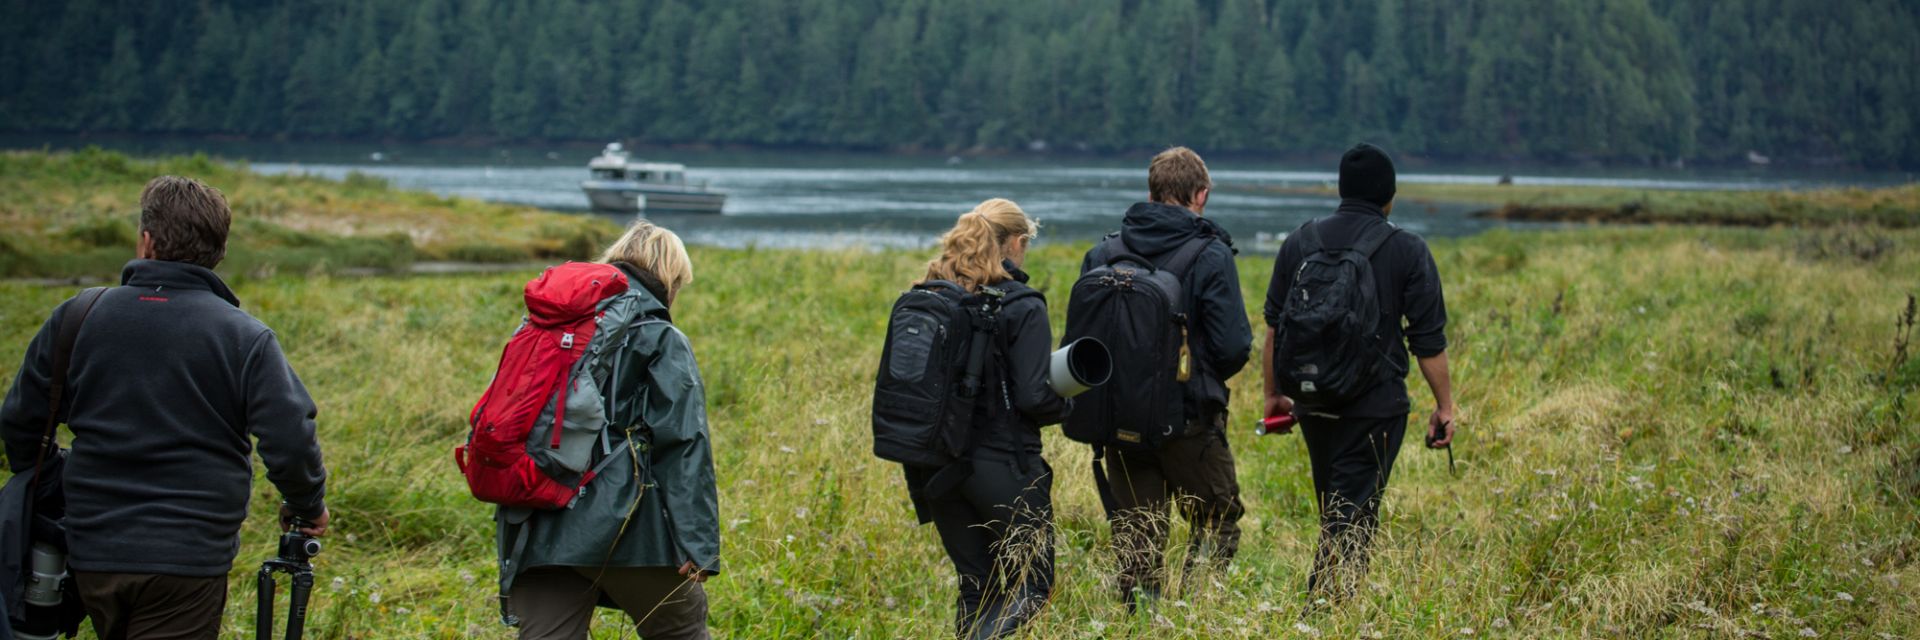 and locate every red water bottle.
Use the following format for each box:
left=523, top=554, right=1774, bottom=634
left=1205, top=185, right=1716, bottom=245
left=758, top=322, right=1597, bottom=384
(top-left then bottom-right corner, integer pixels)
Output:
left=1255, top=413, right=1296, bottom=436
